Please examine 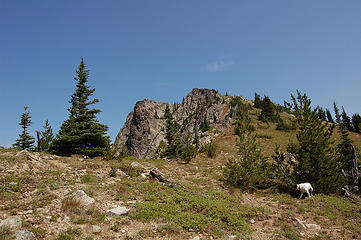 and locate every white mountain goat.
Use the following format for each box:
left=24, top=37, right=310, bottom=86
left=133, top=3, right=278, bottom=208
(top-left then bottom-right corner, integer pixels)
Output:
left=296, top=182, right=313, bottom=199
